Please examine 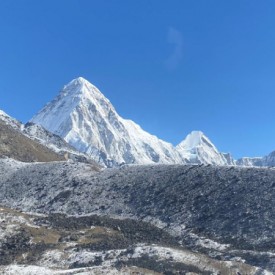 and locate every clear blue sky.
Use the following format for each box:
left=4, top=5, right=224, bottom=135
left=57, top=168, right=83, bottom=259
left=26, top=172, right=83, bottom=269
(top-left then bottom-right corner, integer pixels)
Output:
left=0, top=0, right=275, bottom=158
